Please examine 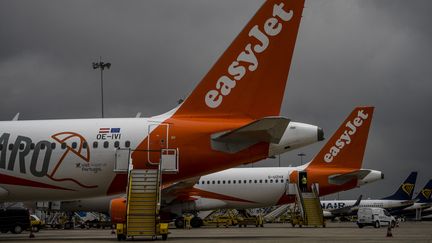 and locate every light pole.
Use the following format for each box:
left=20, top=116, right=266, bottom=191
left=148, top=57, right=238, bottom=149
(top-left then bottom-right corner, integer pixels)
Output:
left=297, top=153, right=306, bottom=166
left=92, top=57, right=111, bottom=118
